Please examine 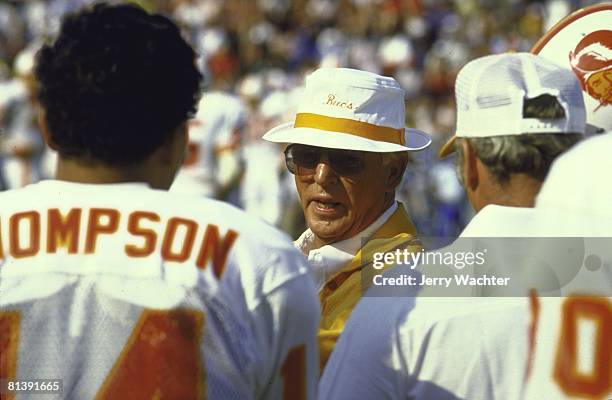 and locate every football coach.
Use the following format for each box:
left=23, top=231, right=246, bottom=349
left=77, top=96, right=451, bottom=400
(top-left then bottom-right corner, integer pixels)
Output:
left=263, top=67, right=431, bottom=368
